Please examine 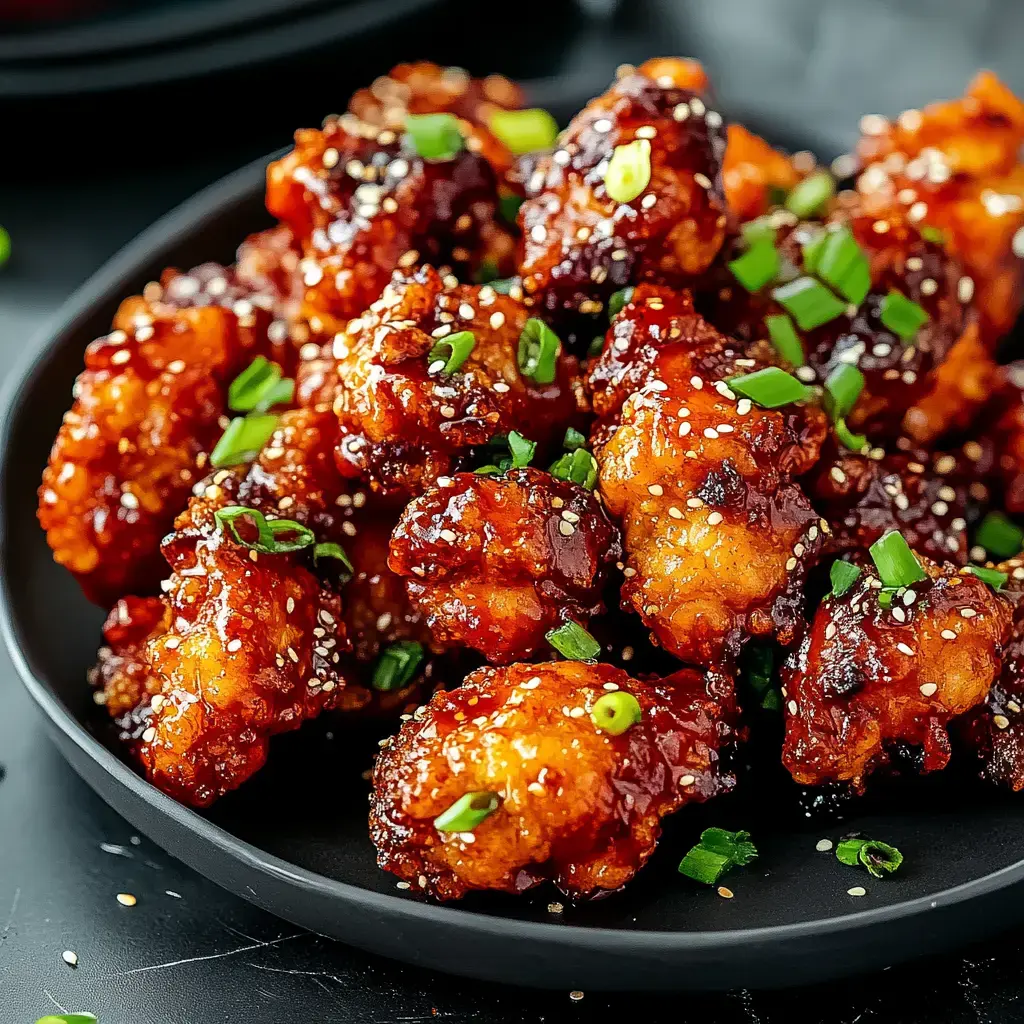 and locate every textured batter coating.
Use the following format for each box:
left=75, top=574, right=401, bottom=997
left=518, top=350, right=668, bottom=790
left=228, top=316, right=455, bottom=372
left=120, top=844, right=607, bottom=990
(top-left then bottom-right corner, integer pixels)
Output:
left=782, top=558, right=1012, bottom=791
left=332, top=266, right=581, bottom=495
left=517, top=59, right=727, bottom=331
left=389, top=468, right=621, bottom=662
left=592, top=286, right=827, bottom=666
left=369, top=660, right=737, bottom=900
